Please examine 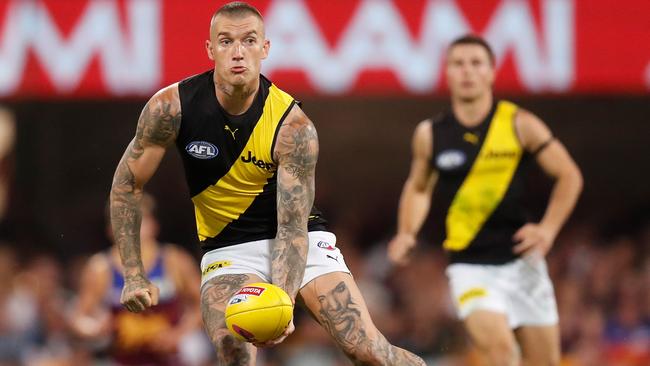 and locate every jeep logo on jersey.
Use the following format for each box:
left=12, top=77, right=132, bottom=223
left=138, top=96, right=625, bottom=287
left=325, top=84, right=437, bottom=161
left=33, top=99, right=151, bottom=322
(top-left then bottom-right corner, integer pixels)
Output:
left=186, top=141, right=218, bottom=159
left=241, top=151, right=275, bottom=171
left=437, top=150, right=466, bottom=170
